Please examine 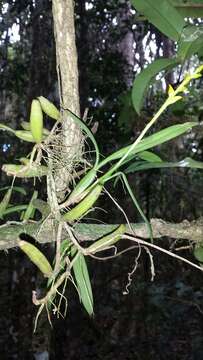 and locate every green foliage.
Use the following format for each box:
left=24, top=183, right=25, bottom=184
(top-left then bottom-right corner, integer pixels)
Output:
left=130, top=0, right=203, bottom=115
left=2, top=74, right=202, bottom=322
left=136, top=150, right=163, bottom=162
left=170, top=0, right=203, bottom=17
left=19, top=240, right=53, bottom=277
left=193, top=245, right=203, bottom=263
left=22, top=190, right=38, bottom=221
left=125, top=157, right=203, bottom=173
left=131, top=0, right=185, bottom=41
left=132, top=58, right=179, bottom=114
left=132, top=35, right=203, bottom=113
left=1, top=0, right=203, bottom=333
left=98, top=122, right=198, bottom=167
left=0, top=188, right=12, bottom=219
left=0, top=186, right=26, bottom=195
left=177, top=25, right=203, bottom=61
left=71, top=250, right=94, bottom=316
